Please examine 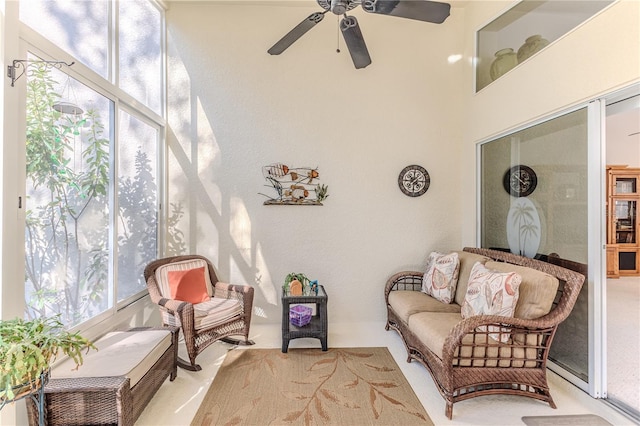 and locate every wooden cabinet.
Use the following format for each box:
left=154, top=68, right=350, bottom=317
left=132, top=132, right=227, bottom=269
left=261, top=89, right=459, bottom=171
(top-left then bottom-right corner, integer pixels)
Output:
left=606, top=245, right=619, bottom=278
left=607, top=166, right=640, bottom=277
